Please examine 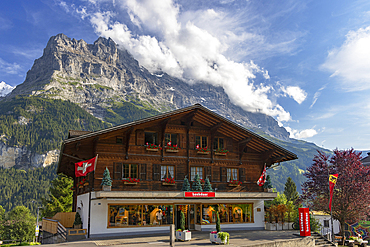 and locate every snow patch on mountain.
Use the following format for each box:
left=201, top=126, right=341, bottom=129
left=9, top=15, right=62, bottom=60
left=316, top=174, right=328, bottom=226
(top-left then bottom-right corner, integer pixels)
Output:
left=0, top=81, right=14, bottom=97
